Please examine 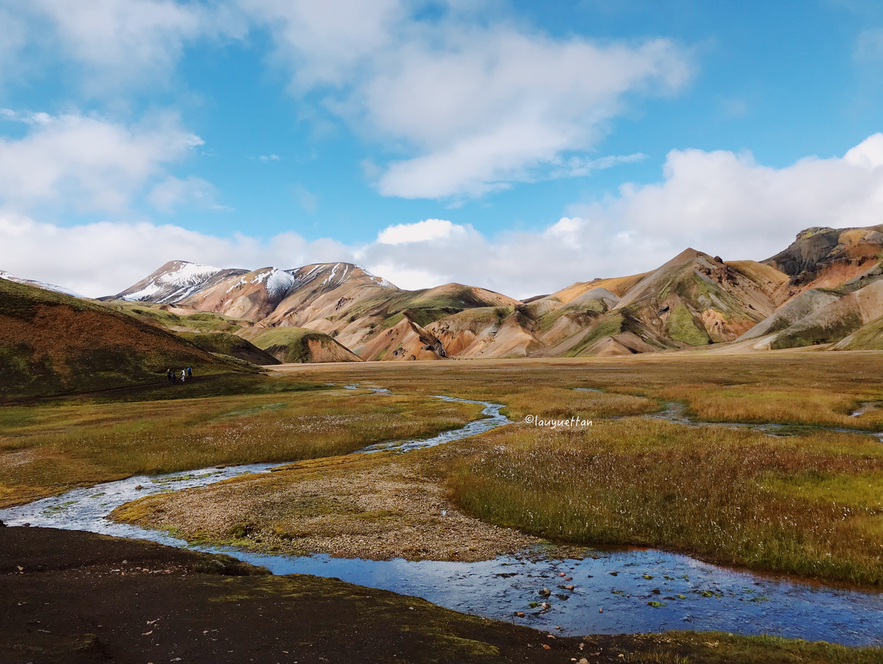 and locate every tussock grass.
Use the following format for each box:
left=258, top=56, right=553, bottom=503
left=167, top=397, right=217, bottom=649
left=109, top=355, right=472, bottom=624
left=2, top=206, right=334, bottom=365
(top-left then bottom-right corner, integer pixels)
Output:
left=447, top=418, right=883, bottom=586
left=0, top=390, right=483, bottom=507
